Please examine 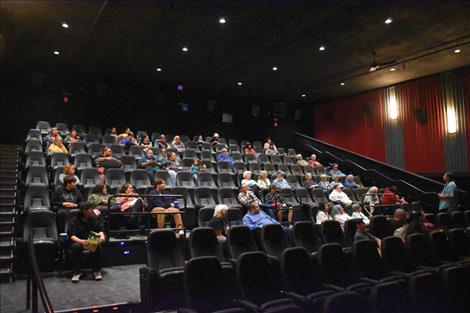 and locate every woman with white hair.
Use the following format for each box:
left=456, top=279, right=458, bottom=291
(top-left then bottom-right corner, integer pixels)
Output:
left=363, top=186, right=380, bottom=214
left=296, top=154, right=309, bottom=167
left=257, top=171, right=271, bottom=190
left=208, top=204, right=229, bottom=244
left=328, top=184, right=352, bottom=207
left=241, top=171, right=257, bottom=190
